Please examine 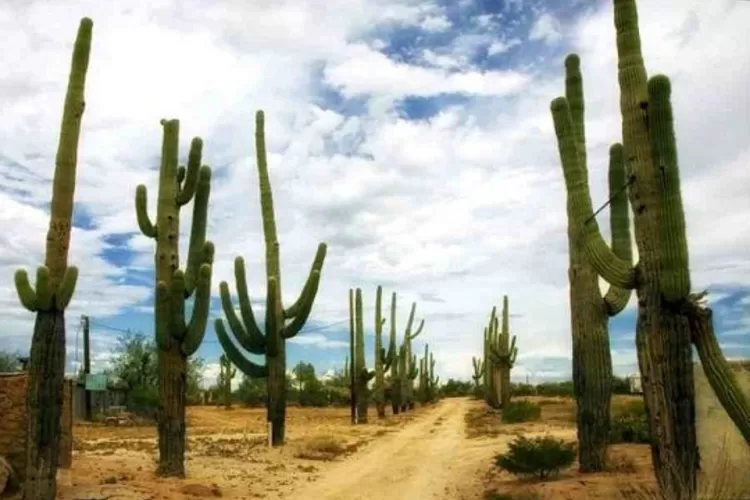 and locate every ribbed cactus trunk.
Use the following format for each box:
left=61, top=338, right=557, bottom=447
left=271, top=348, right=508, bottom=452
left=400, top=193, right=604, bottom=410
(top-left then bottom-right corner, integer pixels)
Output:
left=219, top=355, right=236, bottom=410
left=348, top=290, right=357, bottom=423
left=12, top=19, right=90, bottom=499
left=373, top=287, right=396, bottom=419
left=391, top=347, right=402, bottom=415
left=399, top=302, right=424, bottom=411
left=354, top=289, right=373, bottom=423
left=483, top=308, right=501, bottom=409
left=214, top=111, right=326, bottom=448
